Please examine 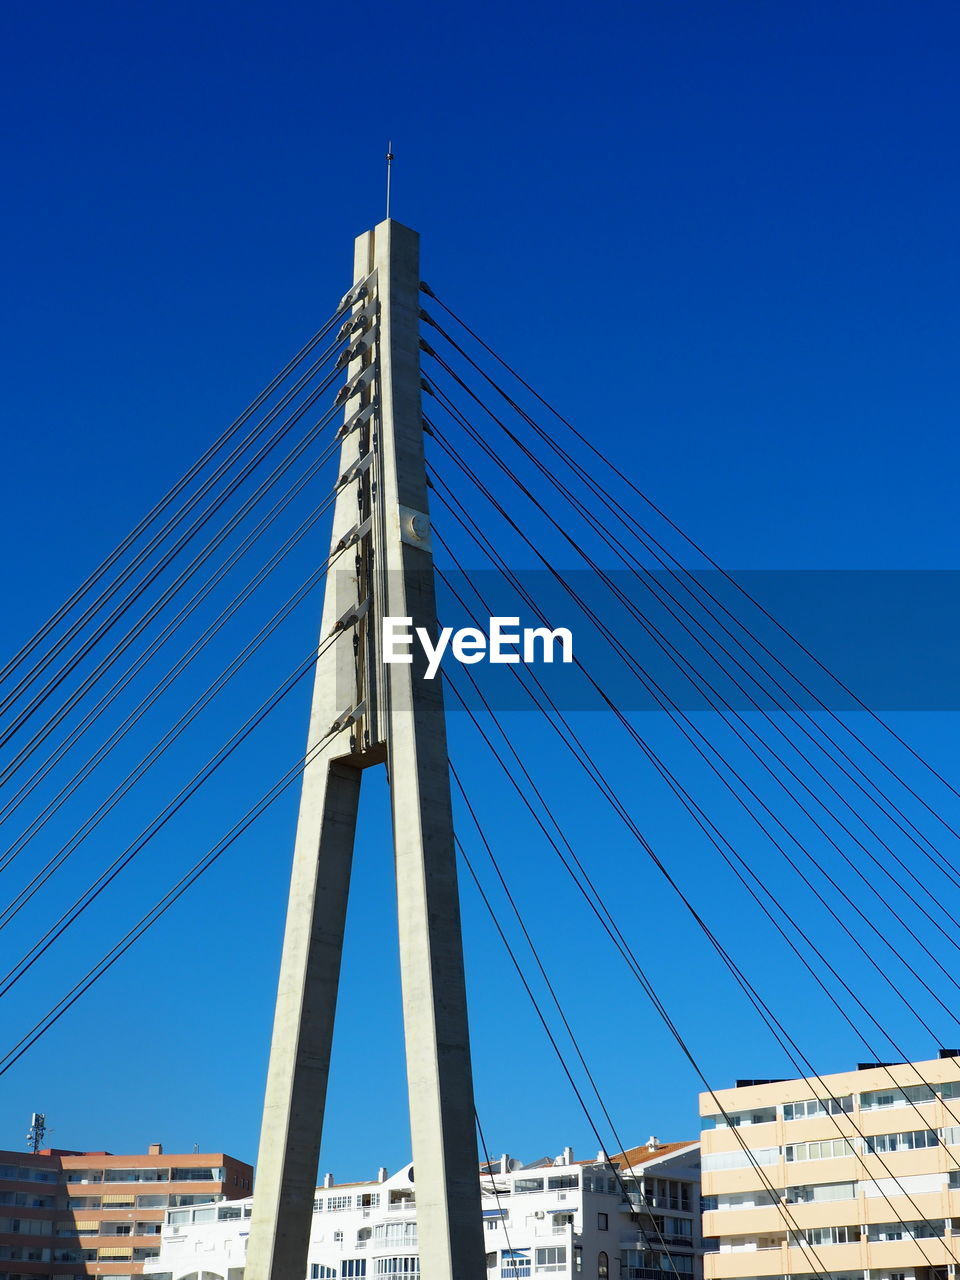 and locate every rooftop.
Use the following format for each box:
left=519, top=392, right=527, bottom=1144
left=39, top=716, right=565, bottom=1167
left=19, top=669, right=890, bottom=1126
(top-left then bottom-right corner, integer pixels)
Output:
left=610, top=1140, right=698, bottom=1168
